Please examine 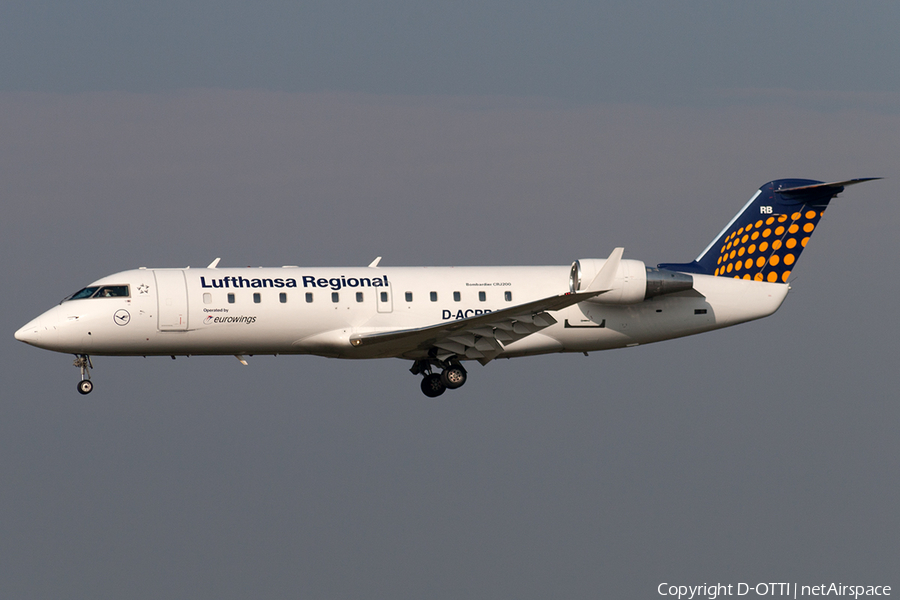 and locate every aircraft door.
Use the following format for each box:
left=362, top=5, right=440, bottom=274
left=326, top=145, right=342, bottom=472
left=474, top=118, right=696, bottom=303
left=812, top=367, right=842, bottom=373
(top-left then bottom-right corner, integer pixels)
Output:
left=154, top=270, right=189, bottom=330
left=376, top=285, right=393, bottom=313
